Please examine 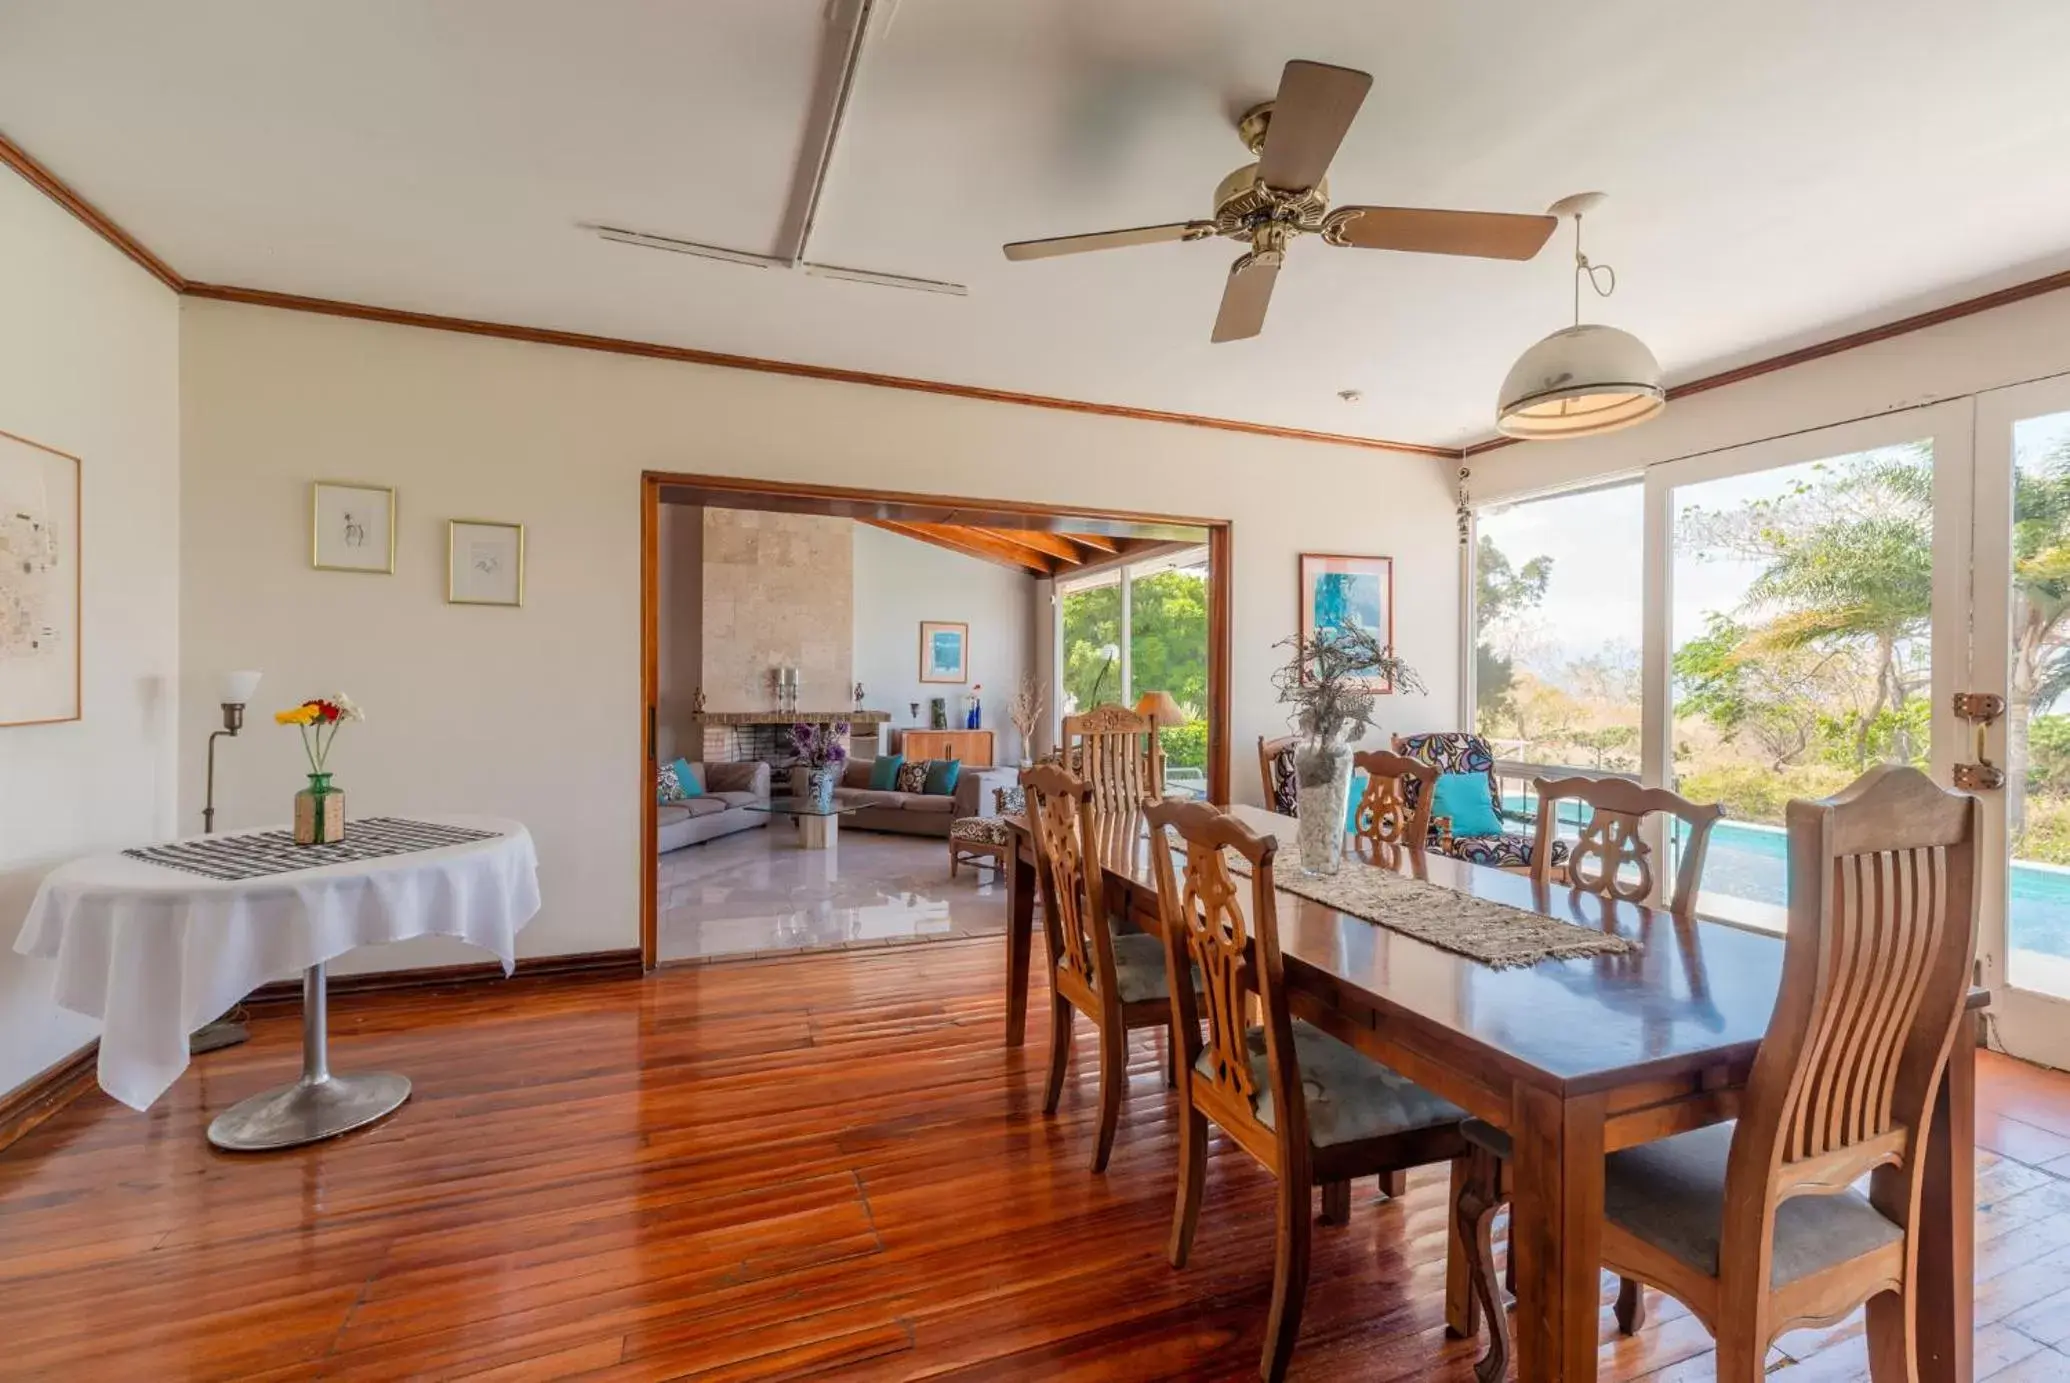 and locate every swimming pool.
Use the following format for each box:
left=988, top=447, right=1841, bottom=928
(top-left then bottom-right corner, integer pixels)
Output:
left=1508, top=793, right=2070, bottom=965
